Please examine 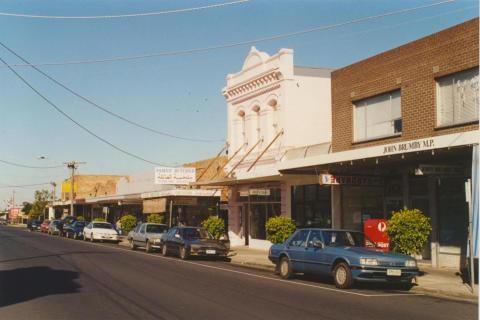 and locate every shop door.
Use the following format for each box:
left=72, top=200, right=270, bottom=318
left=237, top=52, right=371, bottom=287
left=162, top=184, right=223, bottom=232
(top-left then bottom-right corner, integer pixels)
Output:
left=437, top=177, right=468, bottom=258
left=243, top=204, right=249, bottom=246
left=410, top=177, right=431, bottom=260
